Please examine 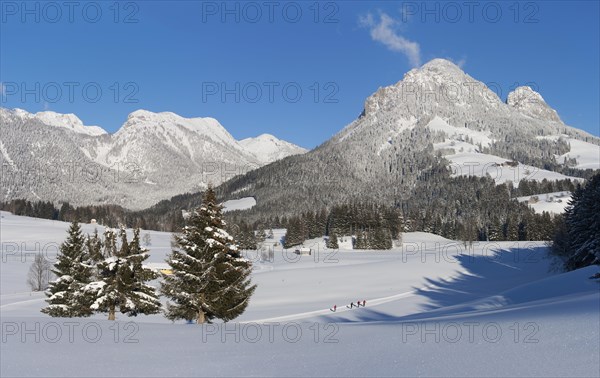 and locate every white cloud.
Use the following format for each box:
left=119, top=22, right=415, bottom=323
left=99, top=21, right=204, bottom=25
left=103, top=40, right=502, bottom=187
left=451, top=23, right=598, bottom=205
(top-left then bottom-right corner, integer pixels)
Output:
left=359, top=12, right=421, bottom=68
left=448, top=56, right=467, bottom=69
